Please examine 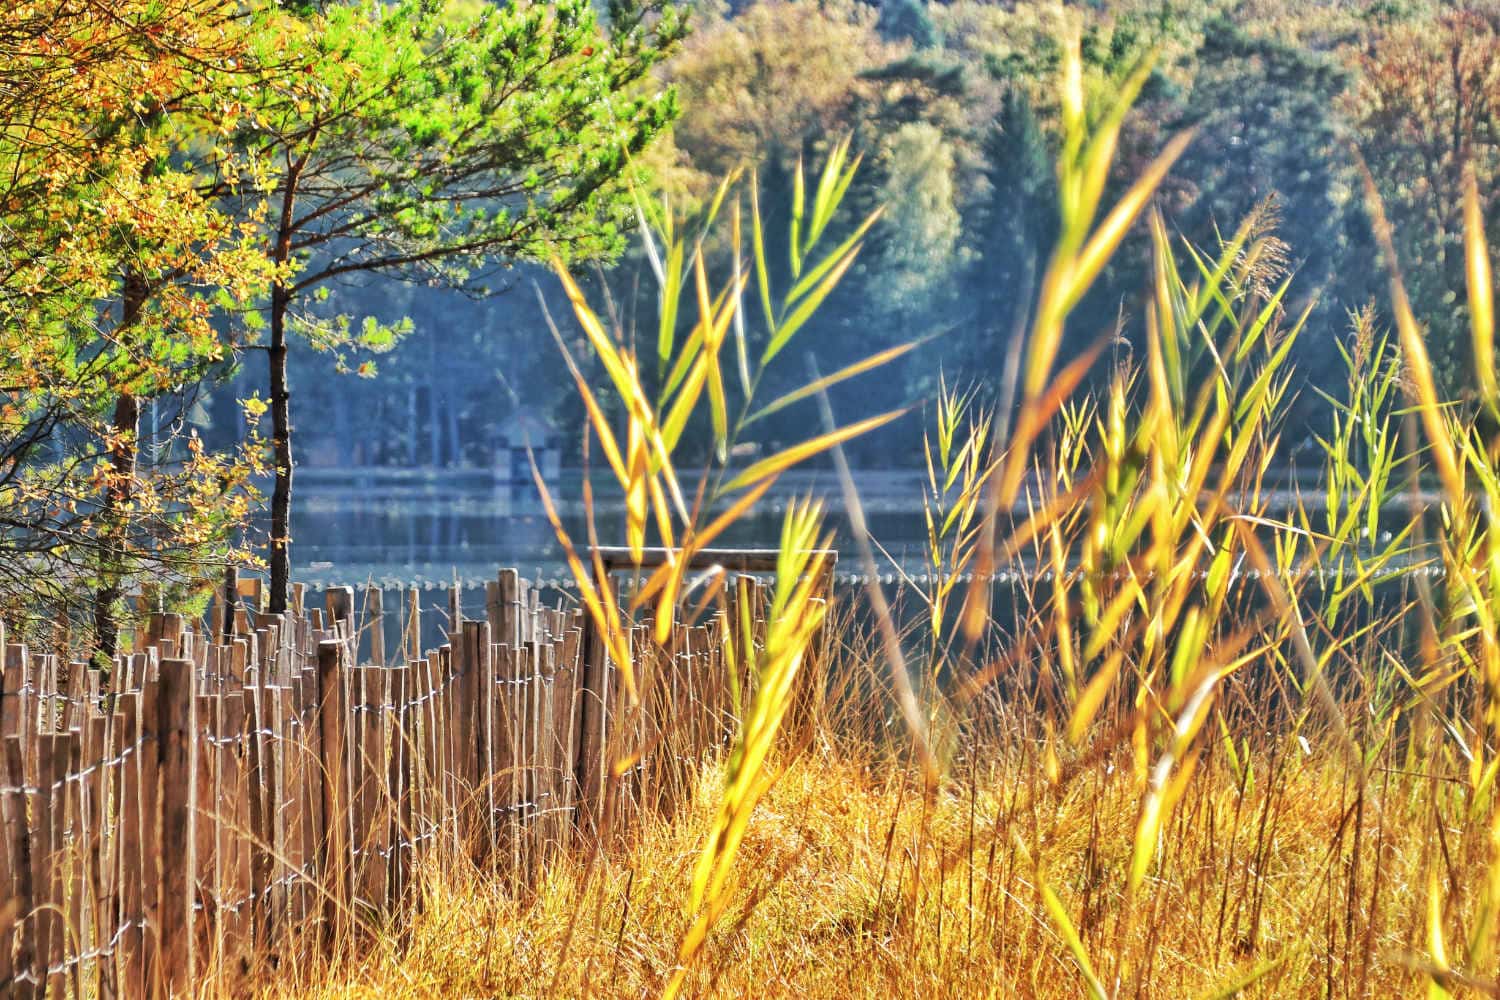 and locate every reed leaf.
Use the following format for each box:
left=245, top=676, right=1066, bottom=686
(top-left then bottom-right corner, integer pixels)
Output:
left=720, top=408, right=908, bottom=495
